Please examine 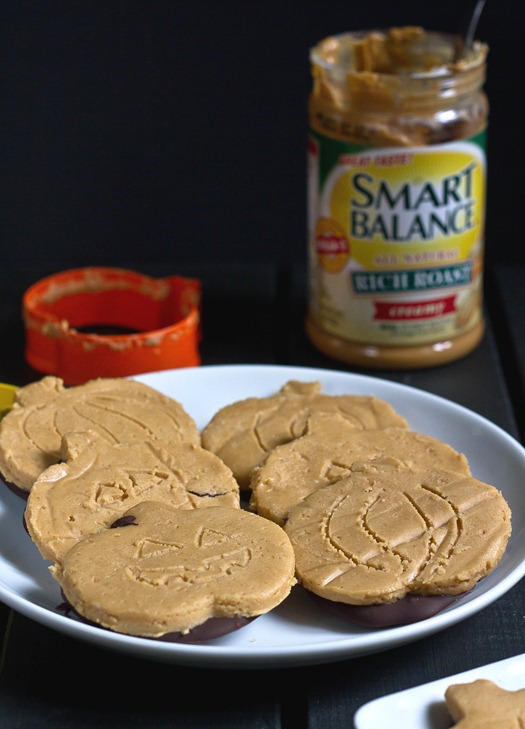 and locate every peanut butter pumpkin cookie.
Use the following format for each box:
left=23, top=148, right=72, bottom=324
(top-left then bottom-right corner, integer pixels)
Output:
left=25, top=430, right=240, bottom=563
left=284, top=458, right=511, bottom=625
left=250, top=413, right=470, bottom=525
left=202, top=380, right=408, bottom=489
left=51, top=500, right=296, bottom=640
left=0, top=376, right=200, bottom=493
